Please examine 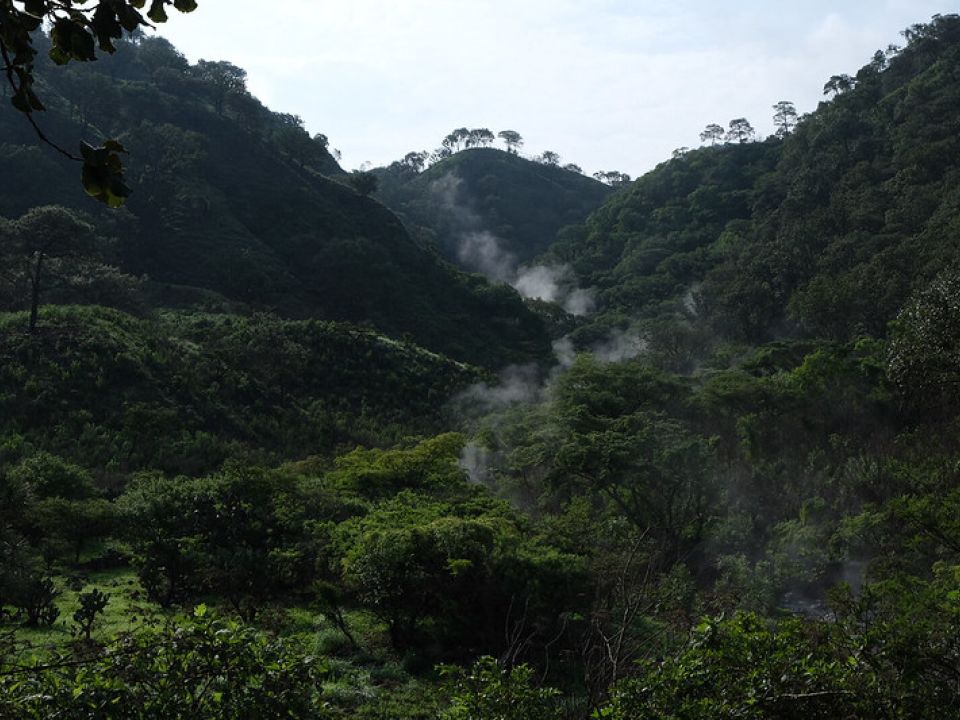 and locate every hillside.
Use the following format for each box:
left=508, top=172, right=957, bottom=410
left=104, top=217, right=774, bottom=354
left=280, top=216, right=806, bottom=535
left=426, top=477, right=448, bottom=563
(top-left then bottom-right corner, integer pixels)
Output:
left=5, top=11, right=960, bottom=720
left=375, top=148, right=613, bottom=269
left=0, top=306, right=481, bottom=478
left=553, top=15, right=960, bottom=354
left=0, top=36, right=550, bottom=369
